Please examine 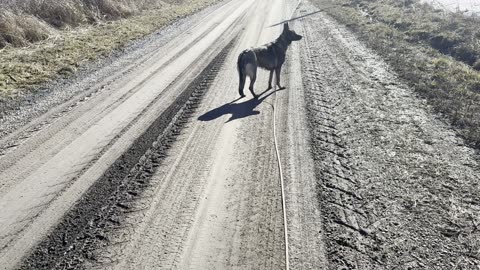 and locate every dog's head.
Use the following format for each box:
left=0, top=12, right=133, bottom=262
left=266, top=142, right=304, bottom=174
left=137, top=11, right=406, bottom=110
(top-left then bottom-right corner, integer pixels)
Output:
left=282, top=23, right=302, bottom=43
